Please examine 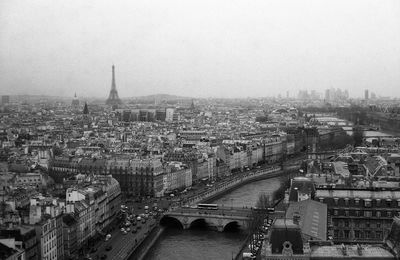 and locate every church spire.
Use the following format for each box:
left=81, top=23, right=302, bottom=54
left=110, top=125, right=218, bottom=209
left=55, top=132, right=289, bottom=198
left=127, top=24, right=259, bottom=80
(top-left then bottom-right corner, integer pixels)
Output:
left=83, top=102, right=89, bottom=114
